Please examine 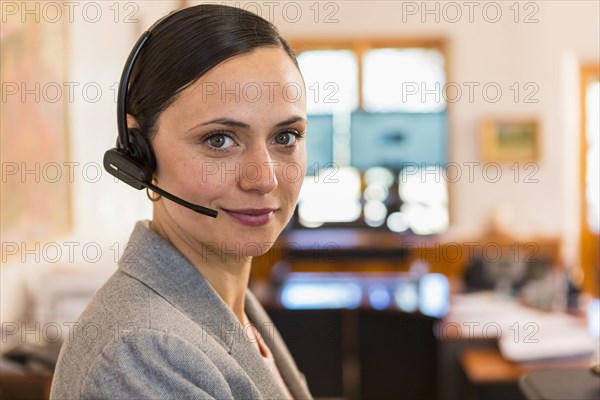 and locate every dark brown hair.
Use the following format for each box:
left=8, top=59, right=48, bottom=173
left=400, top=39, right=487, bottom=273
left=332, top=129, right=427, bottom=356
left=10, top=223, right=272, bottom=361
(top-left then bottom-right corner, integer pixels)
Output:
left=127, top=4, right=298, bottom=141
